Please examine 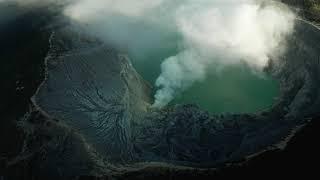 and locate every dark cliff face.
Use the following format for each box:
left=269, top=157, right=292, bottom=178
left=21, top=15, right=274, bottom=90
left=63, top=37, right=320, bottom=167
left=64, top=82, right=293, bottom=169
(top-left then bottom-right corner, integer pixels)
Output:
left=0, top=3, right=64, bottom=179
left=0, top=2, right=52, bottom=171
left=1, top=1, right=320, bottom=179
